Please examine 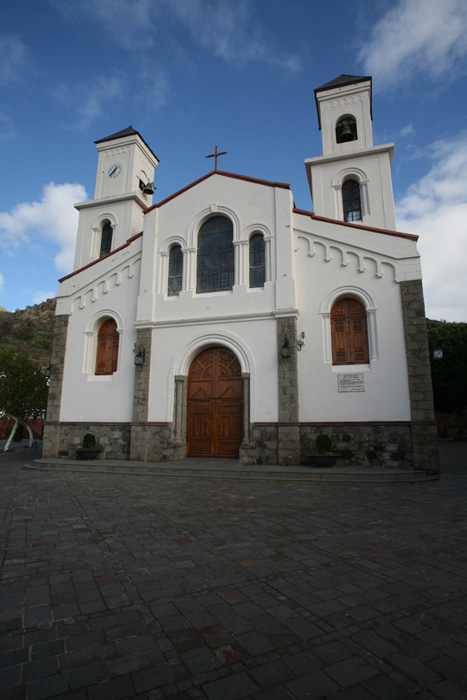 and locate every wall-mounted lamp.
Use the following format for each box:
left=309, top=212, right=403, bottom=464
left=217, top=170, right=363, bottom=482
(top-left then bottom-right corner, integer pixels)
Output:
left=280, top=335, right=291, bottom=360
left=297, top=331, right=306, bottom=351
left=134, top=343, right=146, bottom=367
left=433, top=347, right=443, bottom=360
